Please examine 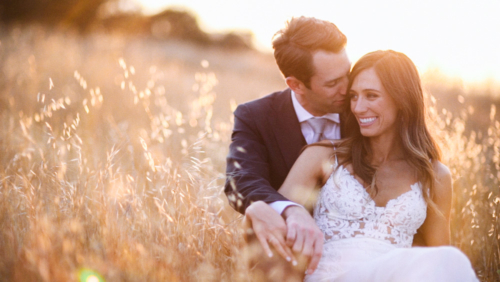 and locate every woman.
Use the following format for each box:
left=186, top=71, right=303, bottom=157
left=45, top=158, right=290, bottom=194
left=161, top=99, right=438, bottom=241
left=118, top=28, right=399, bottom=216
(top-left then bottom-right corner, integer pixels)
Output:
left=264, top=50, right=477, bottom=281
